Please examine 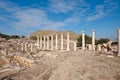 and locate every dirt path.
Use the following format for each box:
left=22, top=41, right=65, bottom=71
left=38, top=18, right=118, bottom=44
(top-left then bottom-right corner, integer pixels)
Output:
left=49, top=51, right=120, bottom=80
left=2, top=50, right=120, bottom=80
